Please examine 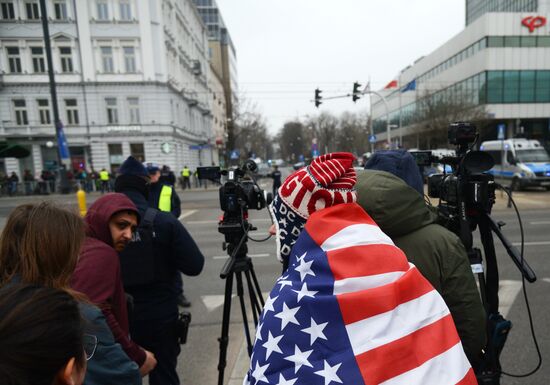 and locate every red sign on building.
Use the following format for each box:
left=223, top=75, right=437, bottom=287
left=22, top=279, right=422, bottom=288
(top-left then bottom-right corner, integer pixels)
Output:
left=522, top=16, right=547, bottom=33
